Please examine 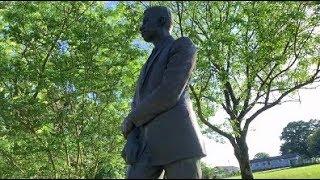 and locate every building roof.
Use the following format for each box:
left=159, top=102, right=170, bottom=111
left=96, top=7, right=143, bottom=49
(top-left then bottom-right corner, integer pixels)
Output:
left=250, top=153, right=300, bottom=163
left=215, top=166, right=240, bottom=172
